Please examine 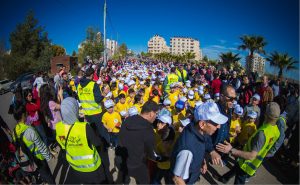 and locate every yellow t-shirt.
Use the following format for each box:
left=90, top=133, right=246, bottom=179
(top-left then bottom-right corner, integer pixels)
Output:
left=133, top=103, right=142, bottom=113
left=171, top=109, right=186, bottom=130
left=188, top=99, right=196, bottom=109
left=152, top=96, right=160, bottom=104
left=69, top=80, right=76, bottom=92
left=115, top=102, right=128, bottom=113
left=237, top=121, right=257, bottom=145
left=168, top=91, right=179, bottom=108
left=126, top=97, right=134, bottom=107
left=229, top=119, right=242, bottom=143
left=102, top=111, right=122, bottom=133
left=112, top=89, right=119, bottom=99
